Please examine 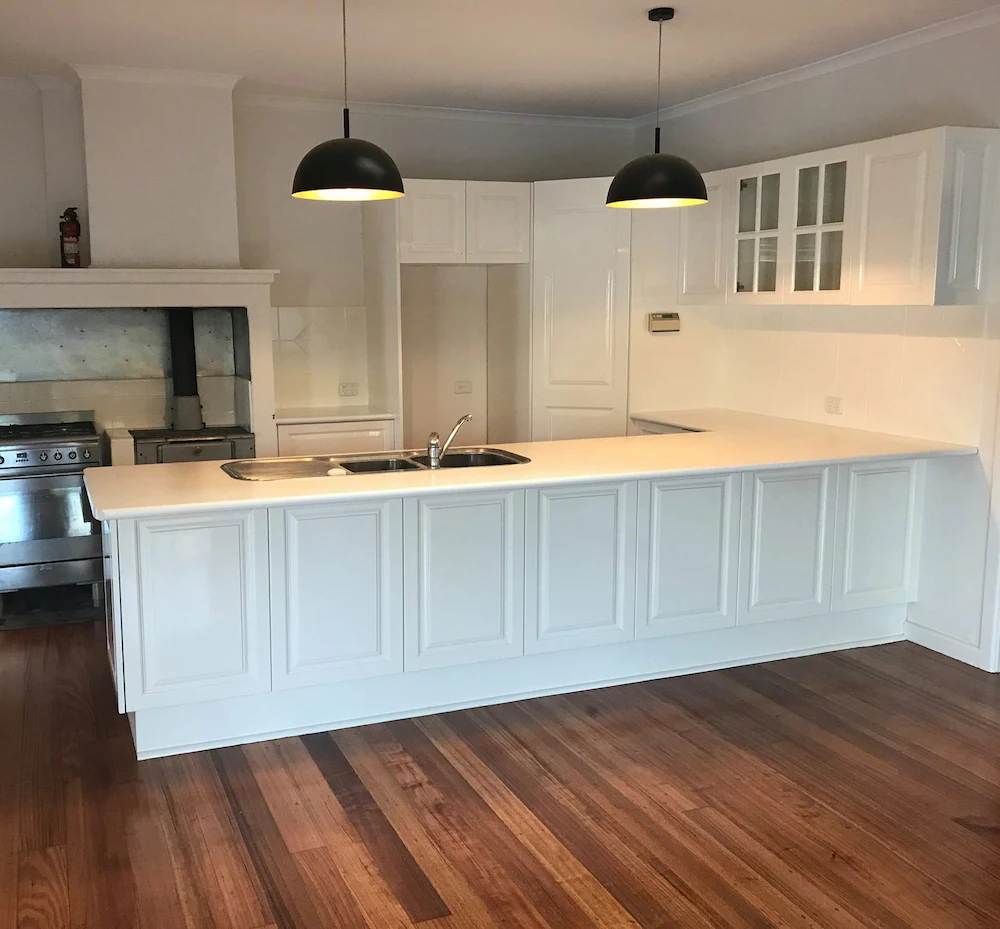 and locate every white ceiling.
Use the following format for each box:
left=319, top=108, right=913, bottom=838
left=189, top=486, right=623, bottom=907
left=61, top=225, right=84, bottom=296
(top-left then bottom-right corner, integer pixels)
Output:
left=2, top=0, right=999, bottom=118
